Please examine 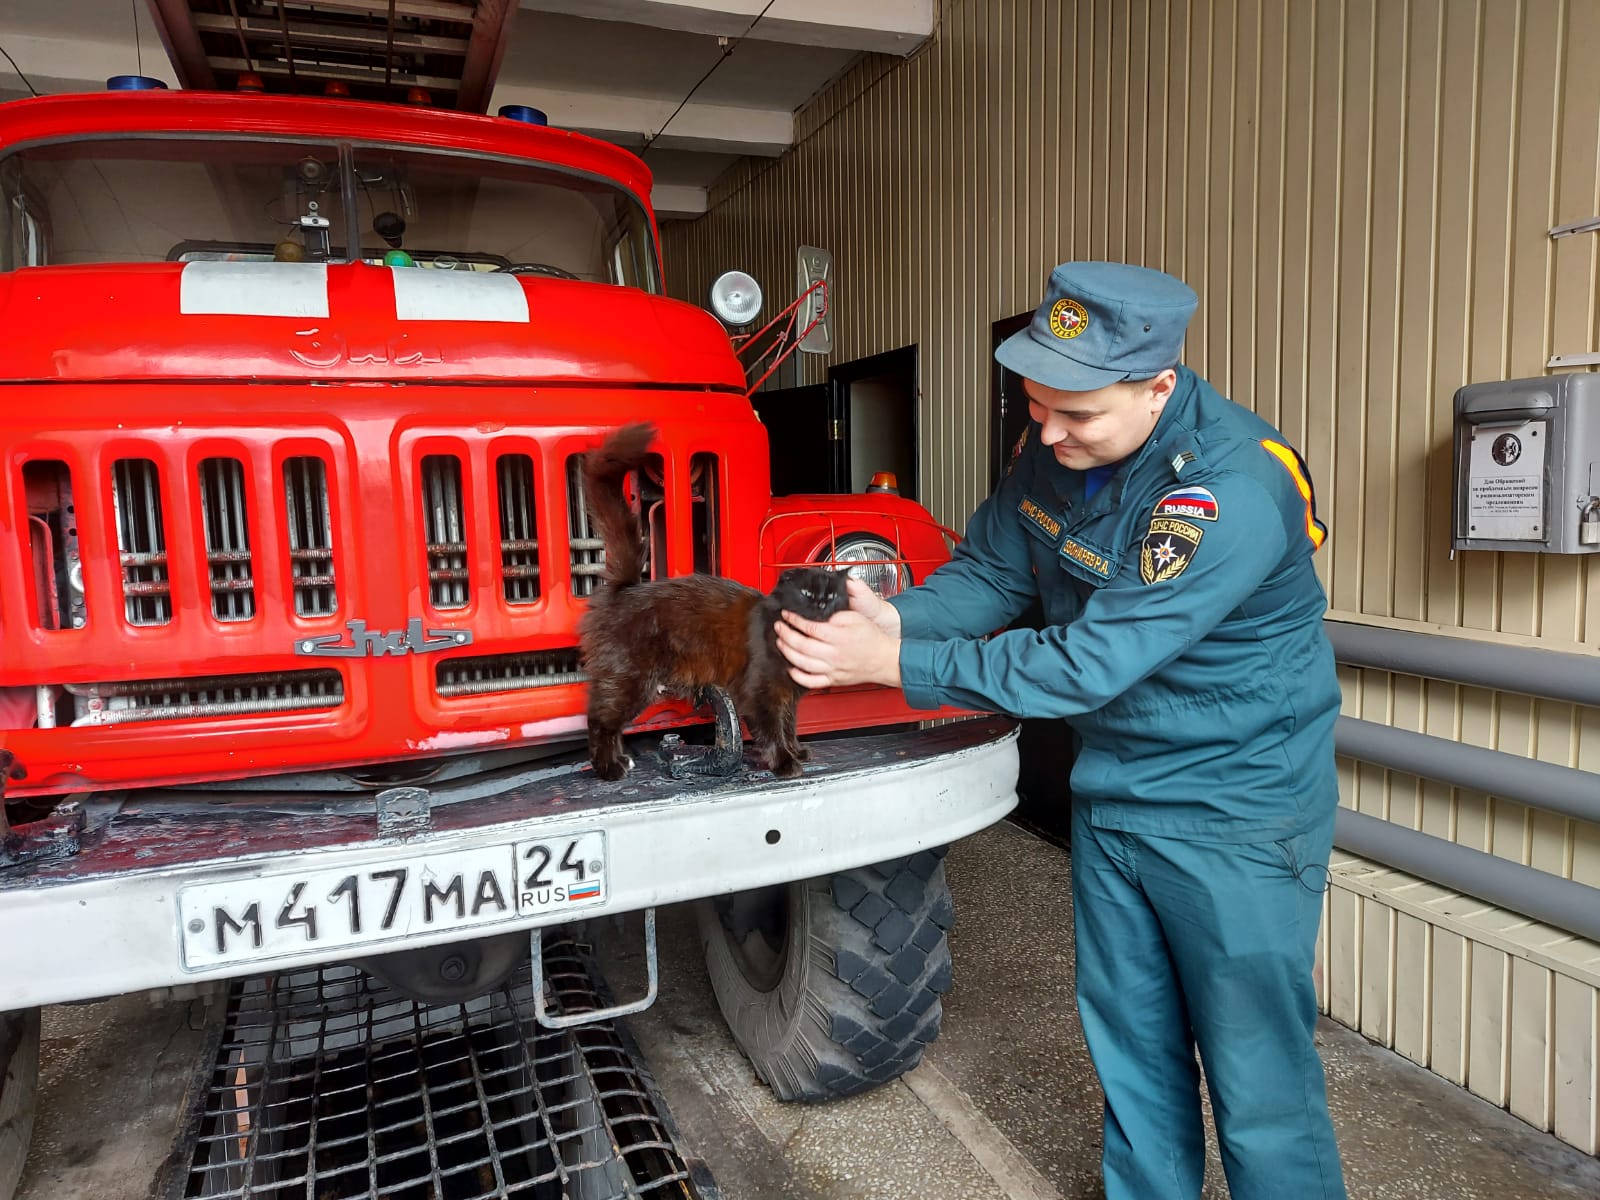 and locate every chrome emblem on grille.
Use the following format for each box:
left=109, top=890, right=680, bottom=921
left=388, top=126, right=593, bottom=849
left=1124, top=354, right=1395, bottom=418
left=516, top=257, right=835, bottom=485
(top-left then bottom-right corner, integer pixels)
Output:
left=295, top=618, right=472, bottom=657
